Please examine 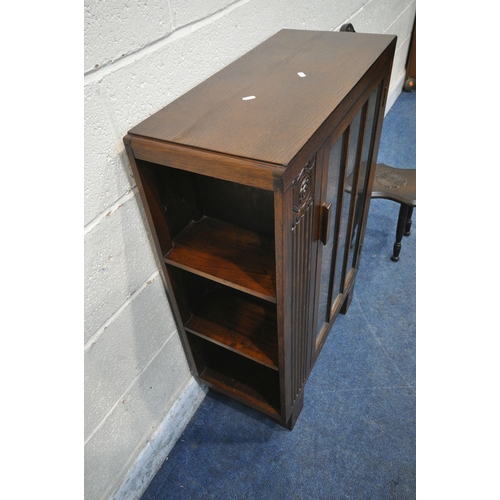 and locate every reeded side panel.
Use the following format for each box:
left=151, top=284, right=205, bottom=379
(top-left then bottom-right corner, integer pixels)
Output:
left=290, top=156, right=316, bottom=403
